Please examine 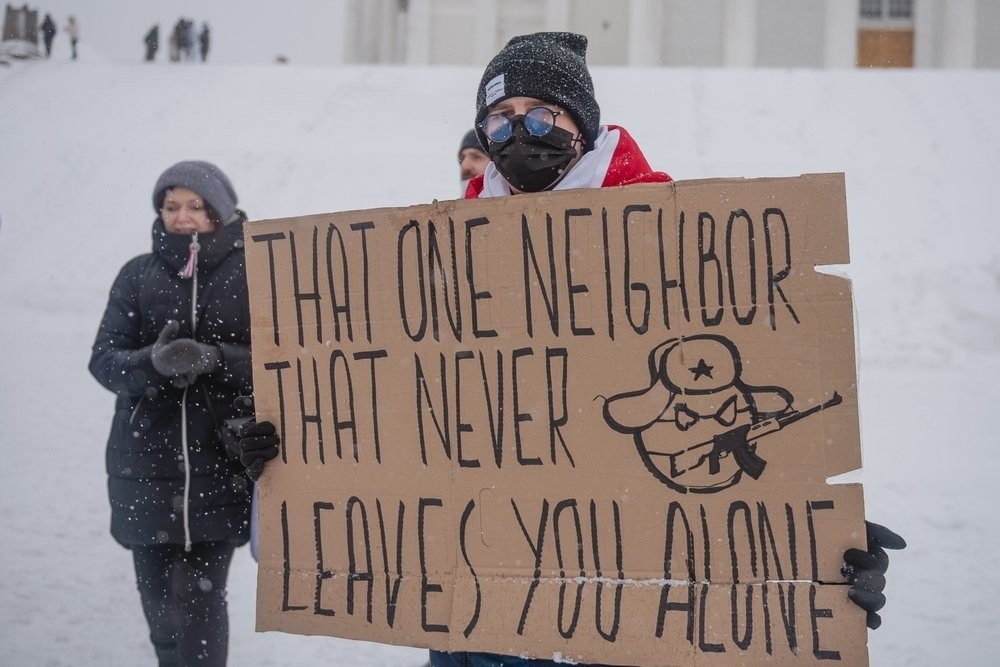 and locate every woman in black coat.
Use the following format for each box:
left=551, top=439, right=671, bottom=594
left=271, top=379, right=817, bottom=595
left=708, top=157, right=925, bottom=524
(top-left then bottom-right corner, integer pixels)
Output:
left=89, top=161, right=253, bottom=667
